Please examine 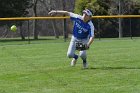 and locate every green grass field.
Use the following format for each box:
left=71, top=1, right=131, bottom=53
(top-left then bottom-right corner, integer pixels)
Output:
left=0, top=38, right=140, bottom=93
